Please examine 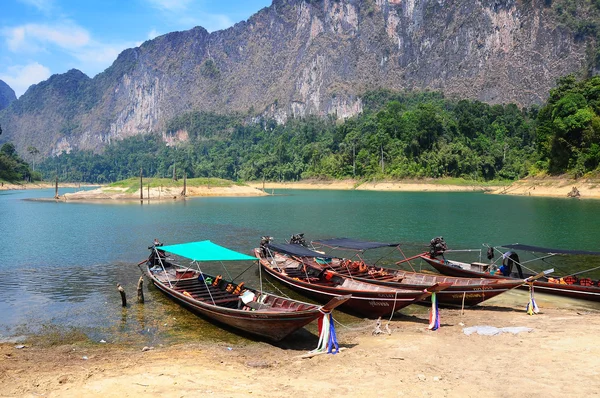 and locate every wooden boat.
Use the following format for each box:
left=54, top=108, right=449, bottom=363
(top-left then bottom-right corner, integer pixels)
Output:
left=419, top=240, right=600, bottom=302
left=255, top=243, right=450, bottom=318
left=307, top=237, right=528, bottom=307
left=144, top=240, right=350, bottom=341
